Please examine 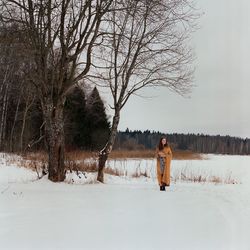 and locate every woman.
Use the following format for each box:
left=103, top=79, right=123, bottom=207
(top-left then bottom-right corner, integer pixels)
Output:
left=156, top=137, right=172, bottom=191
